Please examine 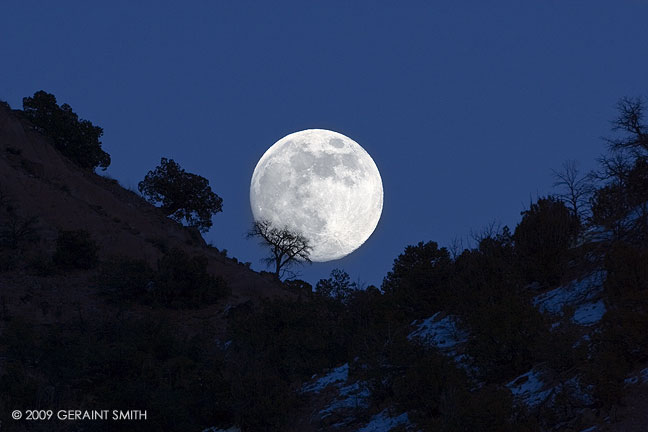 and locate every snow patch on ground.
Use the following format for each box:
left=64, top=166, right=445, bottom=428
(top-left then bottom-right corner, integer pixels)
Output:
left=301, top=363, right=372, bottom=422
left=580, top=225, right=614, bottom=244
left=357, top=410, right=410, bottom=432
left=582, top=203, right=646, bottom=245
left=508, top=370, right=594, bottom=409
left=506, top=369, right=552, bottom=407
left=408, top=313, right=468, bottom=351
left=534, top=270, right=606, bottom=315
left=301, top=364, right=349, bottom=393
left=409, top=313, right=474, bottom=377
left=562, top=376, right=595, bottom=406
left=319, top=381, right=370, bottom=419
left=572, top=299, right=606, bottom=325
left=624, top=367, right=648, bottom=385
